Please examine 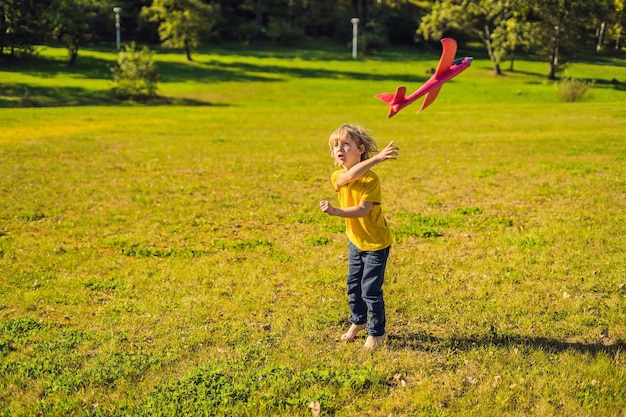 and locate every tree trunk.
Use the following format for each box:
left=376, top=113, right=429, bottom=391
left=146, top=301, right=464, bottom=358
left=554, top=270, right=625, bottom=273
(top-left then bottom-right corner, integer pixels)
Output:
left=483, top=25, right=501, bottom=75
left=548, top=26, right=560, bottom=80
left=68, top=47, right=78, bottom=68
left=596, top=21, right=606, bottom=54
left=255, top=0, right=264, bottom=40
left=548, top=45, right=558, bottom=79
left=287, top=0, right=293, bottom=28
left=185, top=39, right=192, bottom=61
